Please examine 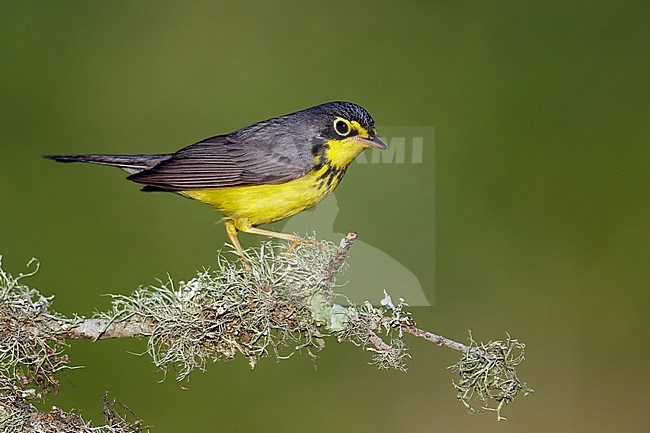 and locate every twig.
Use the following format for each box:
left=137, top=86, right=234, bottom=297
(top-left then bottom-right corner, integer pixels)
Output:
left=55, top=313, right=483, bottom=360
left=317, top=231, right=357, bottom=291
left=366, top=330, right=394, bottom=352
left=402, top=325, right=474, bottom=354
left=60, top=316, right=154, bottom=340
